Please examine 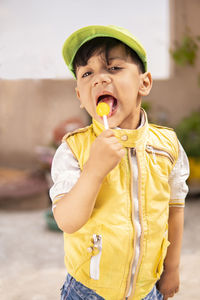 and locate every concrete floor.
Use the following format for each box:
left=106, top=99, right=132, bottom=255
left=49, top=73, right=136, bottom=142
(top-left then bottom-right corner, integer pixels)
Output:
left=0, top=196, right=200, bottom=300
